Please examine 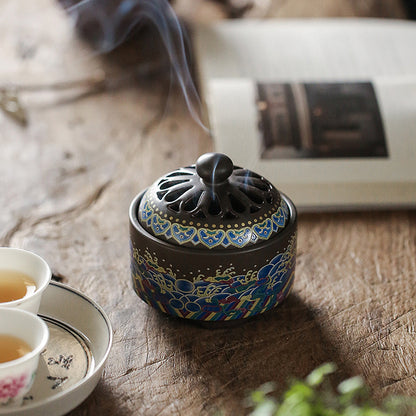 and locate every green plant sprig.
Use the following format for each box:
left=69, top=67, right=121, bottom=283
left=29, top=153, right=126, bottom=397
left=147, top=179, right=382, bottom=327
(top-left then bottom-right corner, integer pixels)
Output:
left=248, top=363, right=416, bottom=416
